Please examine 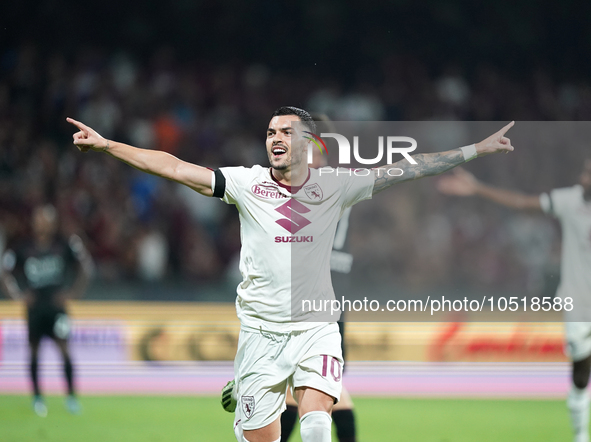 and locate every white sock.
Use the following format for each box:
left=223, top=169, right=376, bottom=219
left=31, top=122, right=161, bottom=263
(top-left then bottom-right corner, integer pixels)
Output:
left=300, top=411, right=332, bottom=442
left=568, top=385, right=590, bottom=442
